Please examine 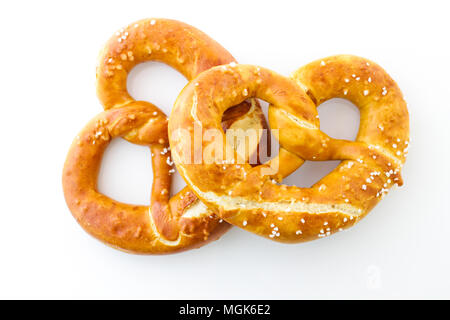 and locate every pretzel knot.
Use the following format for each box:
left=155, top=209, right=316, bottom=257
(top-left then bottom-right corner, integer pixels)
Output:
left=63, top=18, right=266, bottom=254
left=169, top=55, right=410, bottom=243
